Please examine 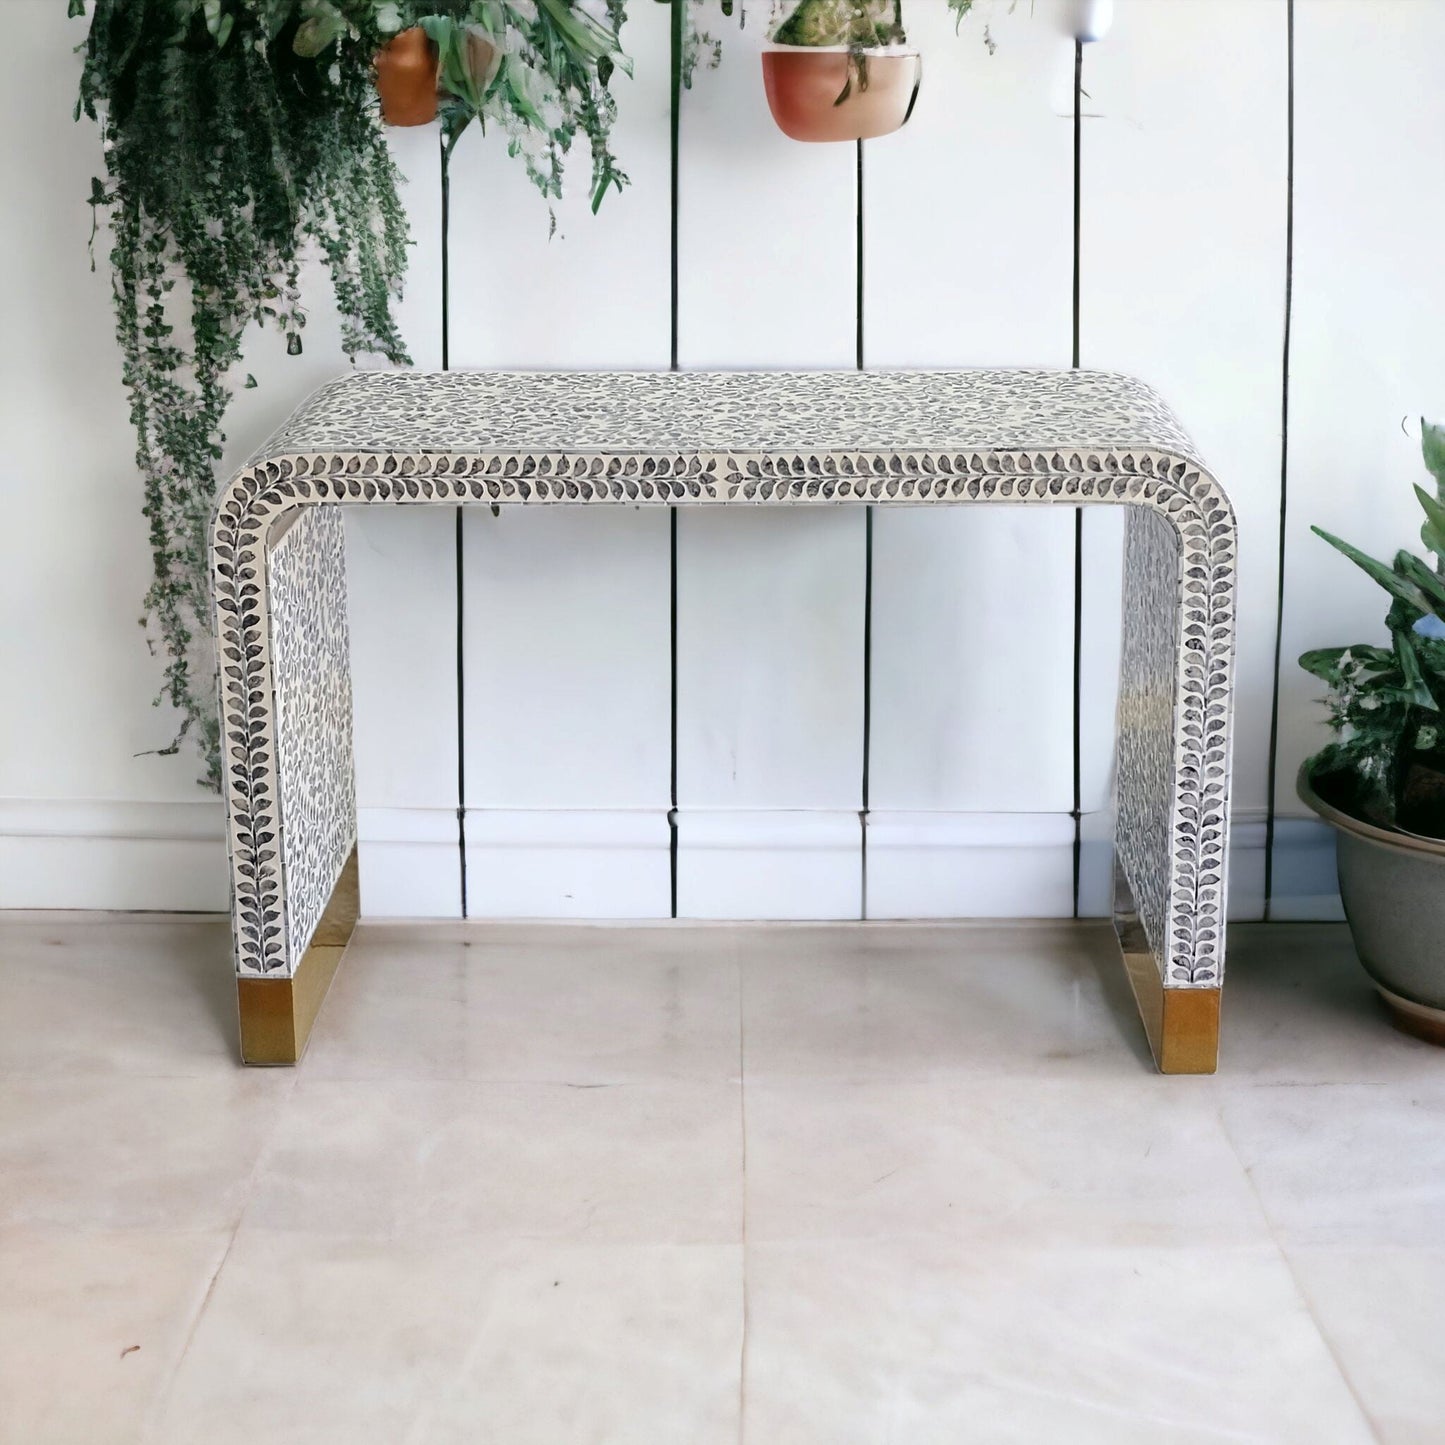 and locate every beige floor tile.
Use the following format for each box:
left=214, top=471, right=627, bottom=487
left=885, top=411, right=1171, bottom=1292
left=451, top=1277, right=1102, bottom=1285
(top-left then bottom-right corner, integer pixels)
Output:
left=0, top=1073, right=293, bottom=1231
left=3, top=912, right=1440, bottom=1445
left=1221, top=923, right=1443, bottom=1082
left=152, top=1232, right=742, bottom=1445
left=737, top=921, right=1153, bottom=1082
left=0, top=1227, right=230, bottom=1445
left=0, top=915, right=236, bottom=1076
left=741, top=1240, right=1375, bottom=1444
left=419, top=1240, right=742, bottom=1445
left=244, top=1076, right=743, bottom=1243
left=1286, top=1246, right=1445, bottom=1445
left=1218, top=1082, right=1445, bottom=1247
left=305, top=923, right=742, bottom=1084
left=744, top=1076, right=1271, bottom=1248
